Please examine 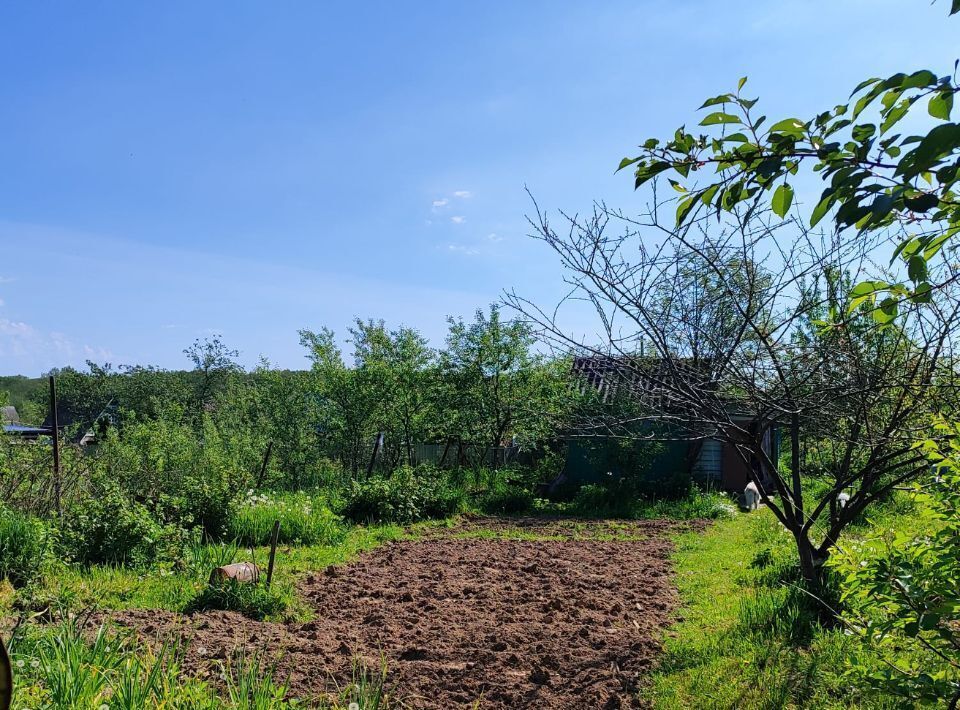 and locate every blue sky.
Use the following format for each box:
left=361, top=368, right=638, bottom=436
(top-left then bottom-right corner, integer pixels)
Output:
left=1, top=0, right=956, bottom=375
